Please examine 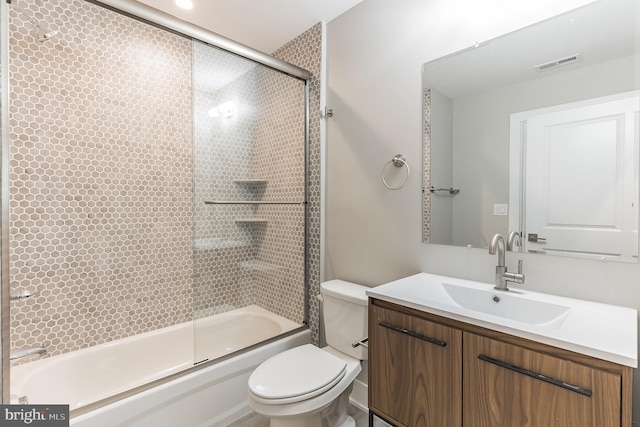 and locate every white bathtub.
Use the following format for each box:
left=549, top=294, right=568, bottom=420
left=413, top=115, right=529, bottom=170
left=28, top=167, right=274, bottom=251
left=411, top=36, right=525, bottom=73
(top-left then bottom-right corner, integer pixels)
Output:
left=11, top=305, right=309, bottom=426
